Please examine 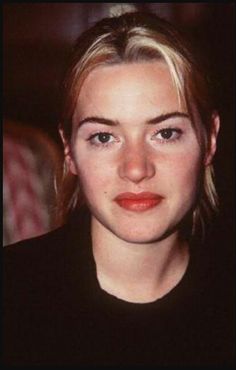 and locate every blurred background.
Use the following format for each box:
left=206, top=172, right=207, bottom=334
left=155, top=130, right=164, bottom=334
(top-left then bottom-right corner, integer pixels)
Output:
left=3, top=3, right=235, bottom=245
